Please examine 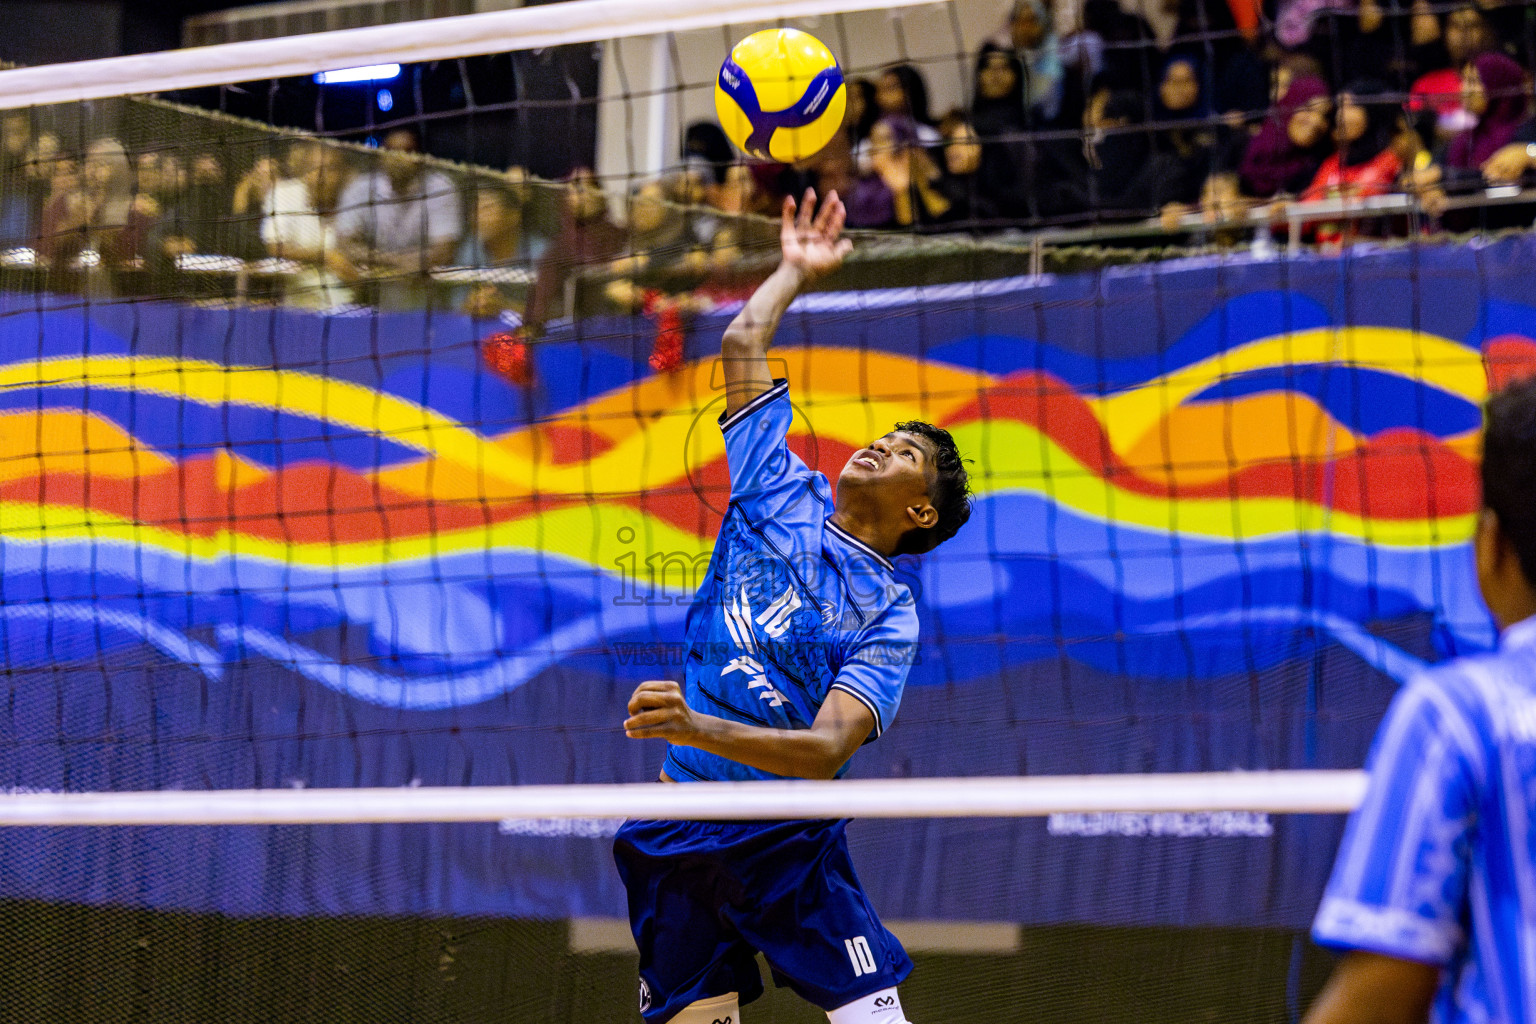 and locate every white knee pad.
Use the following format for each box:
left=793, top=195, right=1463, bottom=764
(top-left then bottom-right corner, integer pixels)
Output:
left=827, top=987, right=910, bottom=1024
left=669, top=992, right=740, bottom=1024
